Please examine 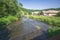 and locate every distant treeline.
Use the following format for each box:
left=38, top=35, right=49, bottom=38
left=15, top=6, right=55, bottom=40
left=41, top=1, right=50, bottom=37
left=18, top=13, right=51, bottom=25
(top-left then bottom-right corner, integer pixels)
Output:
left=43, top=8, right=60, bottom=11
